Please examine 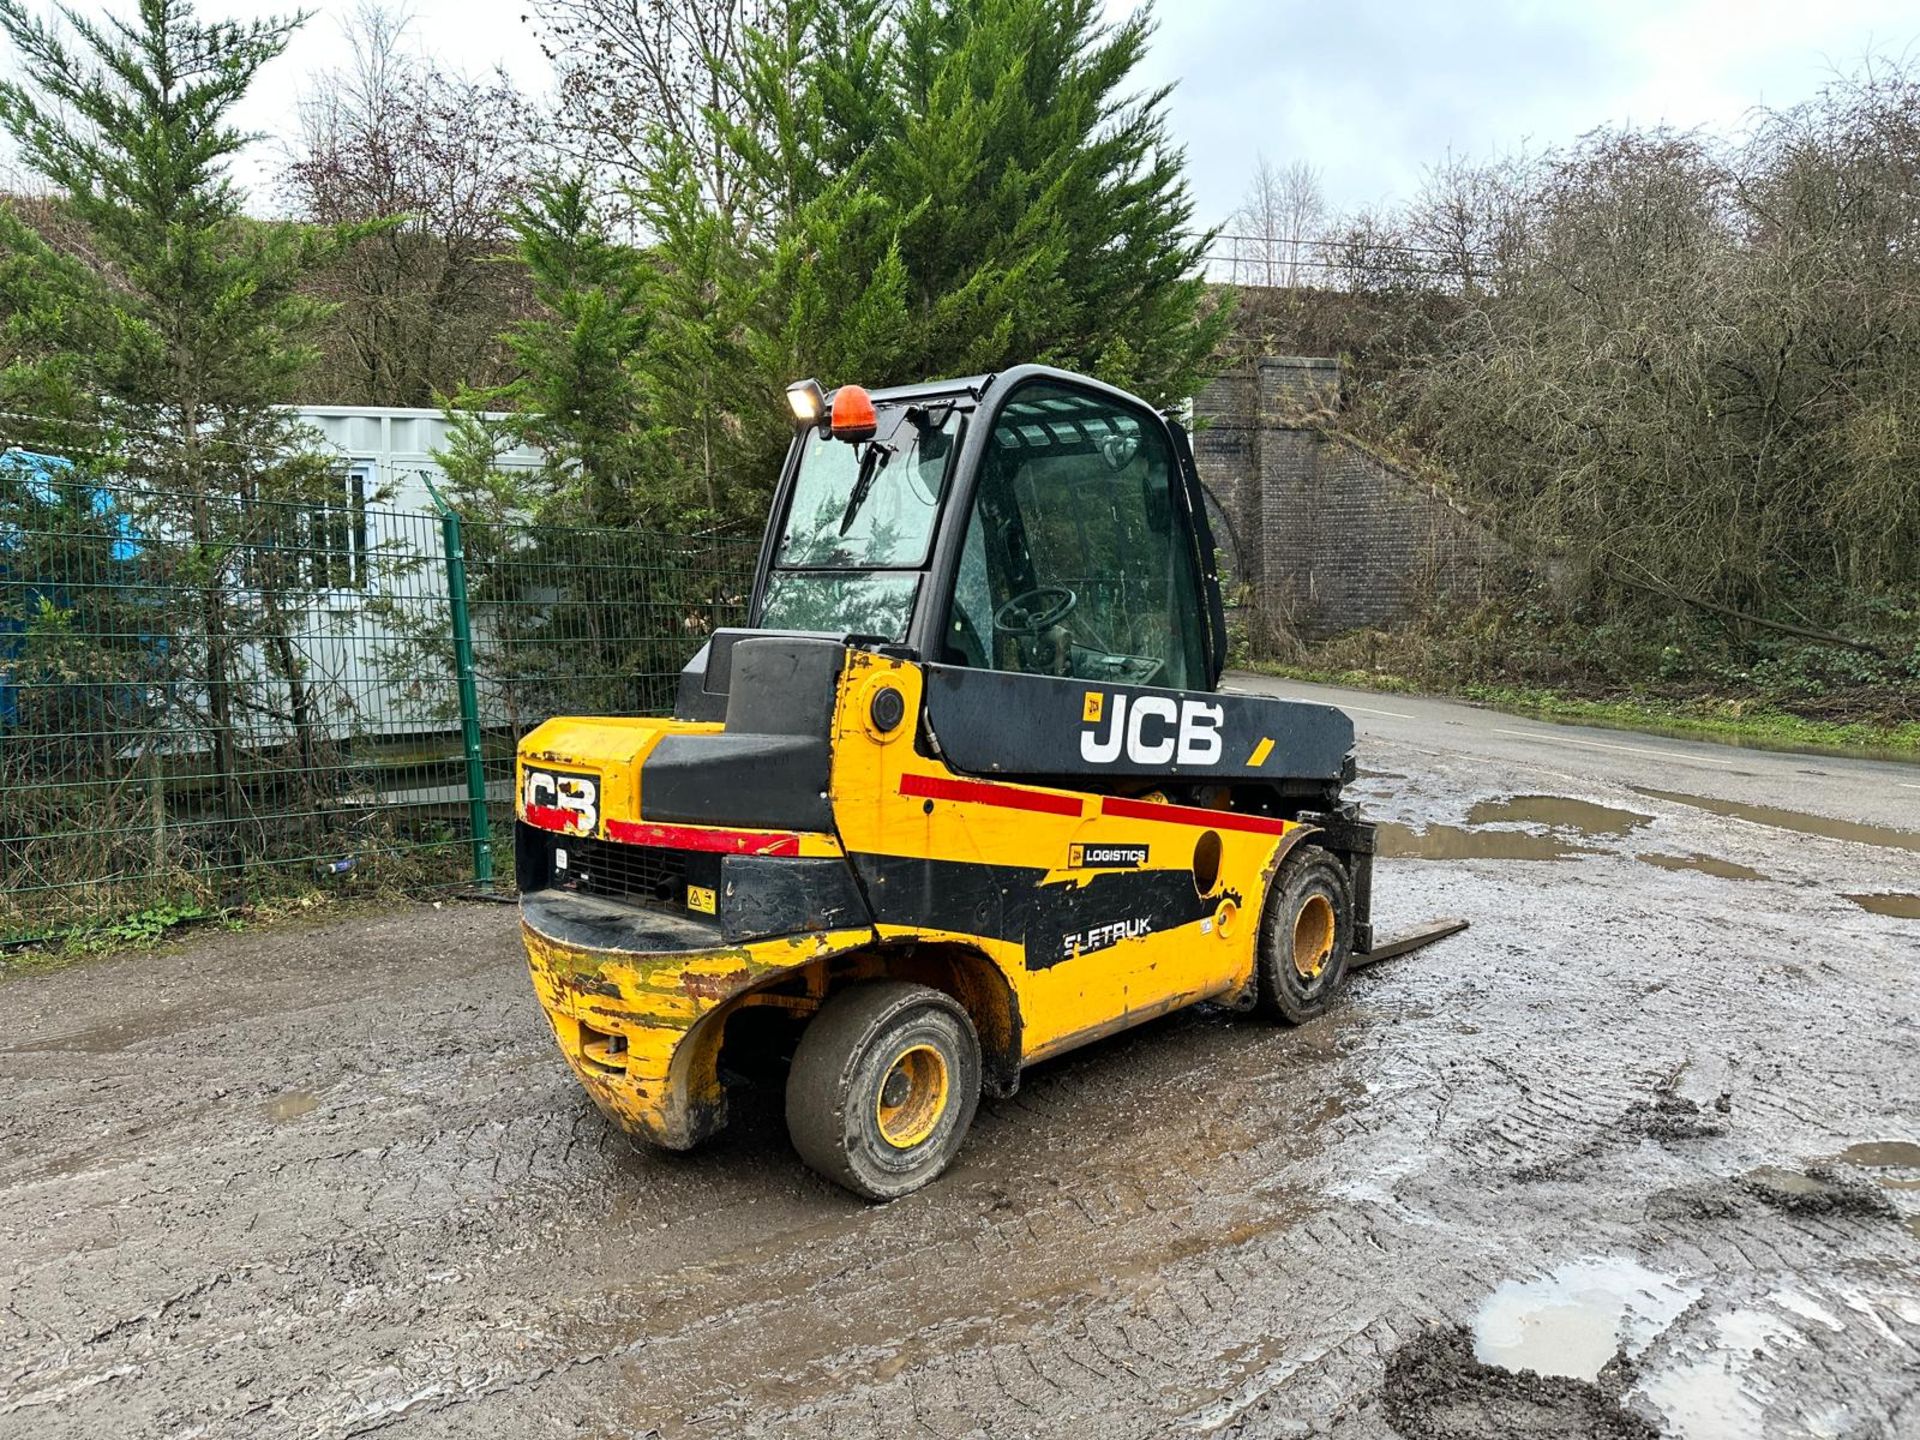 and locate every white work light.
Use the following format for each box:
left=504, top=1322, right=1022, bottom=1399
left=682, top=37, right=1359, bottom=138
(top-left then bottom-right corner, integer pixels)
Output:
left=786, top=378, right=827, bottom=428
